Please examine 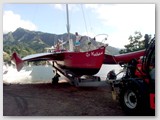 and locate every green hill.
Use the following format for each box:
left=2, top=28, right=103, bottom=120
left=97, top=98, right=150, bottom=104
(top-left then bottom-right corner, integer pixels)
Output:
left=3, top=27, right=120, bottom=62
